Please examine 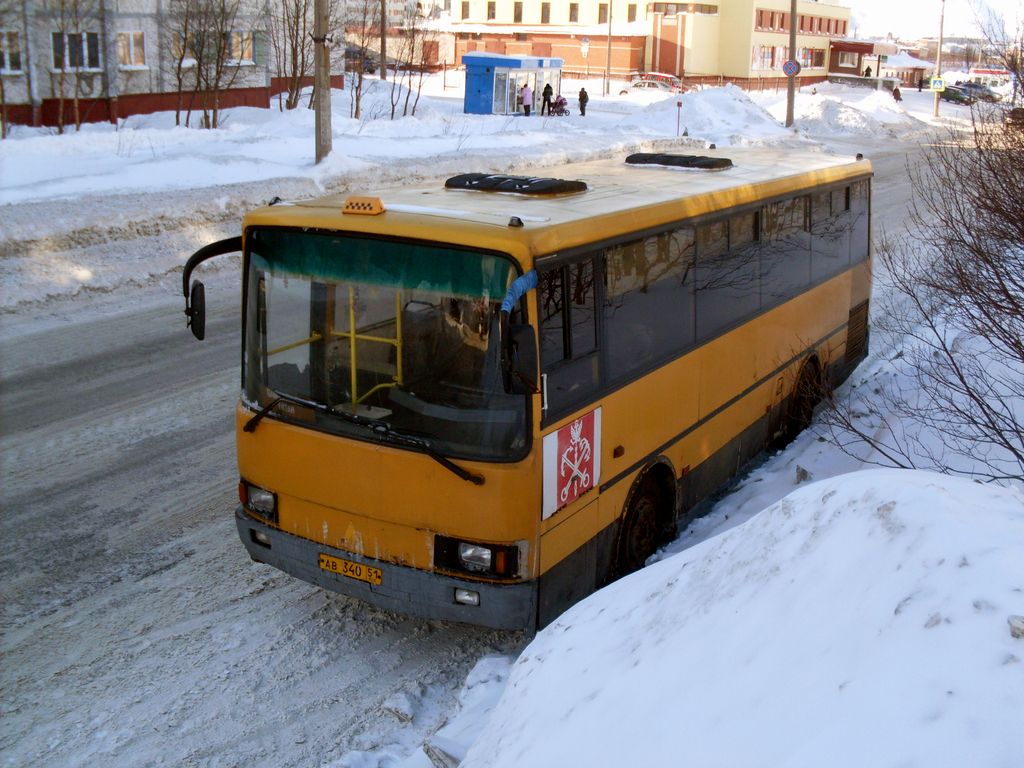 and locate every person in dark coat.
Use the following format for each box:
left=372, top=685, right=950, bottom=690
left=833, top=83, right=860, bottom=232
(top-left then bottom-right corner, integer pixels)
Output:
left=541, top=83, right=553, bottom=115
left=579, top=87, right=589, bottom=116
left=918, top=76, right=924, bottom=92
left=892, top=85, right=902, bottom=102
